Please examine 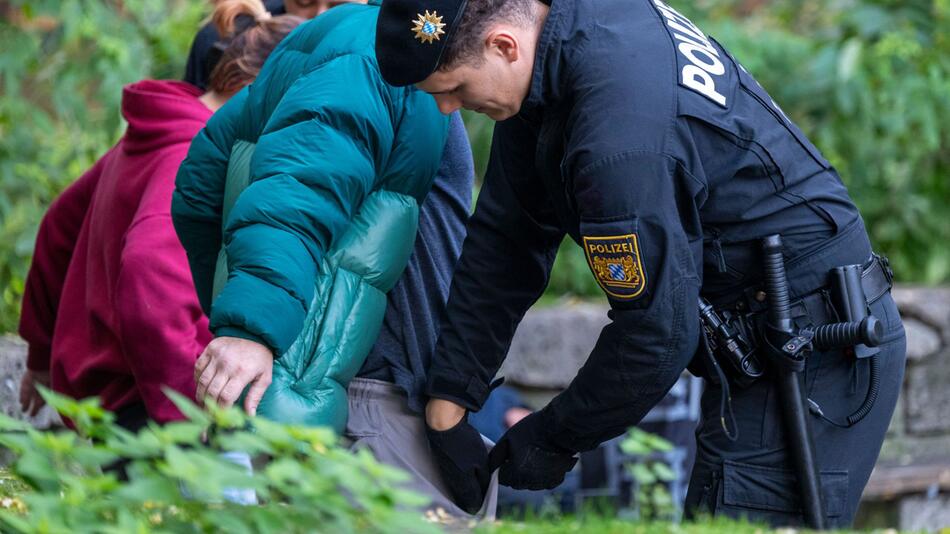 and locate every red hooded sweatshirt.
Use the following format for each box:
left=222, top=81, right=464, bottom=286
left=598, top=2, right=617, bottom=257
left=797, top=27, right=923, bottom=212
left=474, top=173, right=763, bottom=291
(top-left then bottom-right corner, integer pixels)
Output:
left=19, top=80, right=213, bottom=423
